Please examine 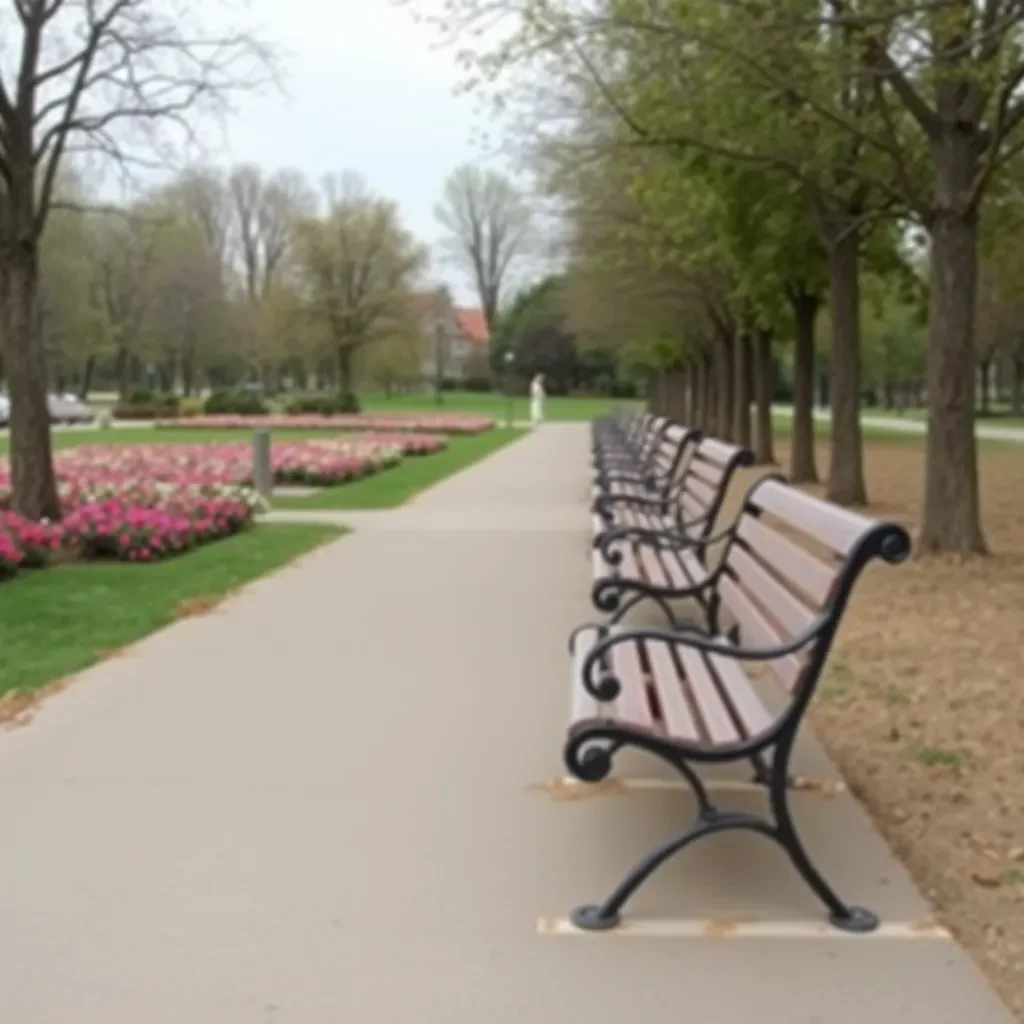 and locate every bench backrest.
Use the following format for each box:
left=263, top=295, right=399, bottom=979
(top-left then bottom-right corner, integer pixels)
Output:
left=670, top=436, right=754, bottom=540
left=646, top=421, right=701, bottom=494
left=718, top=475, right=911, bottom=709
